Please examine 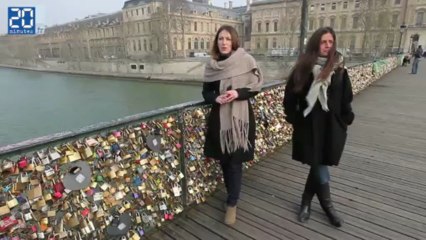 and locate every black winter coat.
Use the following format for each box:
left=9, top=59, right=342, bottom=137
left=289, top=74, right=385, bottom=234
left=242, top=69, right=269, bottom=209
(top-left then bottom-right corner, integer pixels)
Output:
left=283, top=68, right=354, bottom=166
left=202, top=80, right=258, bottom=162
